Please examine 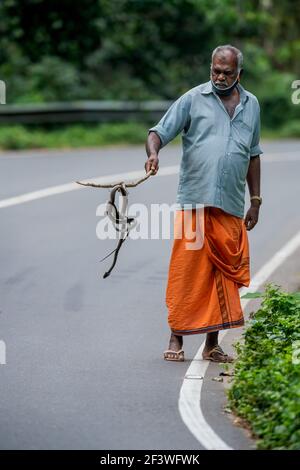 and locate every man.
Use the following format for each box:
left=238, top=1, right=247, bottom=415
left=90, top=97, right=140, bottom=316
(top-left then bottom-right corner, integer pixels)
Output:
left=144, top=45, right=262, bottom=363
